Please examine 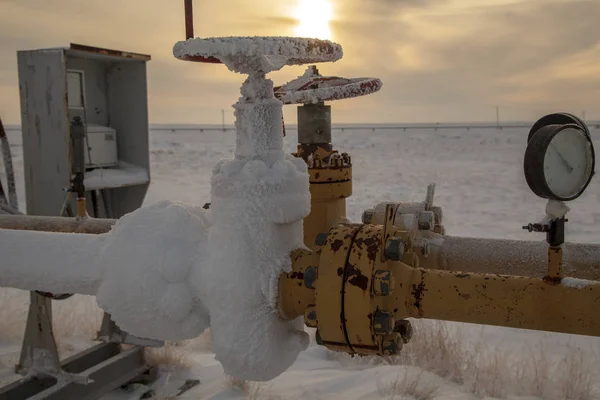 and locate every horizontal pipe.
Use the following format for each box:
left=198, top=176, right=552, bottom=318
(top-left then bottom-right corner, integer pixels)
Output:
left=399, top=266, right=600, bottom=337
left=0, top=215, right=116, bottom=234
left=0, top=228, right=105, bottom=295
left=421, top=234, right=600, bottom=281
